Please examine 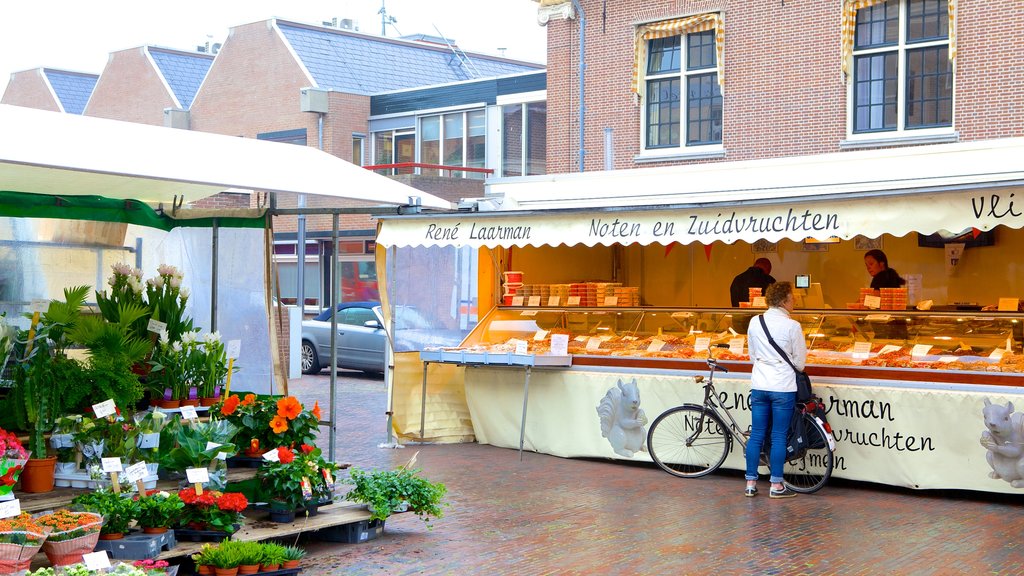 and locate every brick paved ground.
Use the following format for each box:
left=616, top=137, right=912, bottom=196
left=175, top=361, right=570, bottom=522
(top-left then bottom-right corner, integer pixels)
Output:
left=286, top=371, right=1024, bottom=576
